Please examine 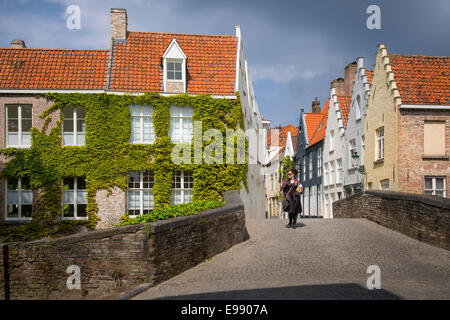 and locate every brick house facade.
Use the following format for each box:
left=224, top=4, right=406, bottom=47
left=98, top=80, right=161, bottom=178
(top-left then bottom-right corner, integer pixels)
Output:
left=0, top=8, right=265, bottom=227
